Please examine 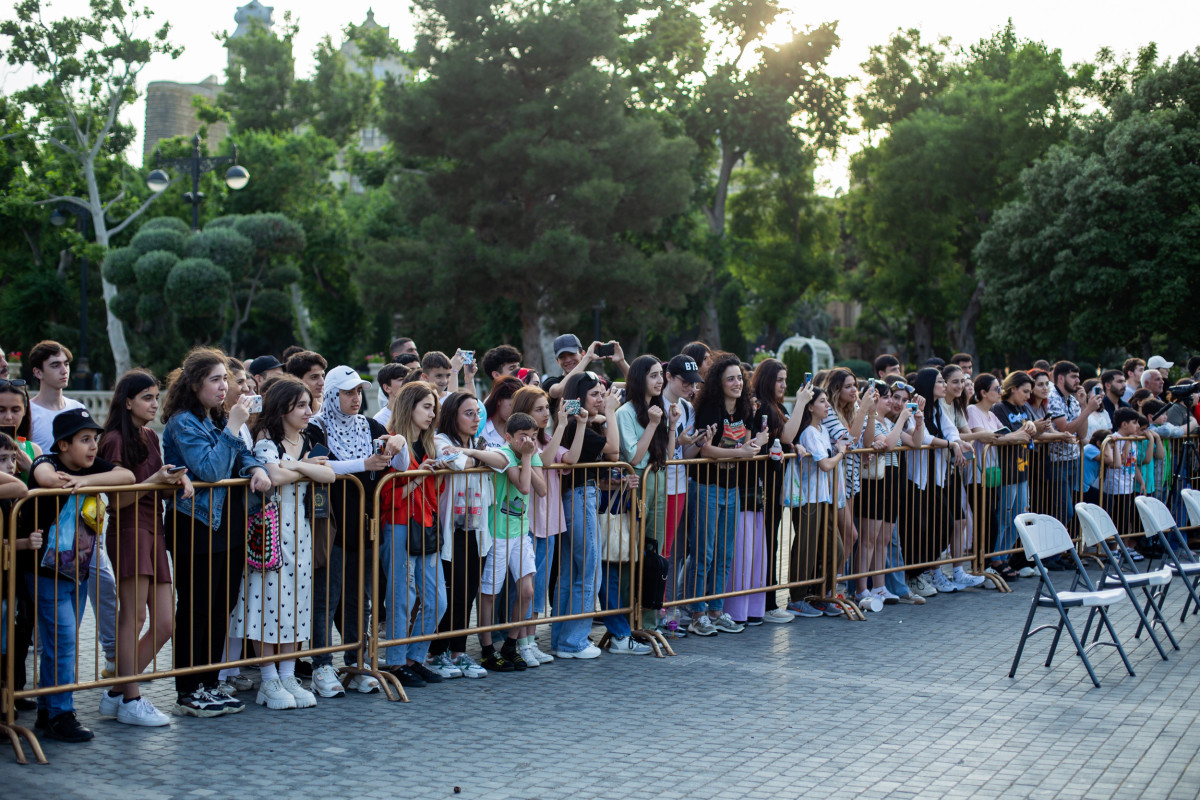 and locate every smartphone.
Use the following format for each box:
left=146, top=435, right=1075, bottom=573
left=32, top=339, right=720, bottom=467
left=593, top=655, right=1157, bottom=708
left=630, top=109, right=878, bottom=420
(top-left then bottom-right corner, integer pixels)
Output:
left=611, top=381, right=626, bottom=390
left=433, top=451, right=460, bottom=465
left=1092, top=385, right=1103, bottom=397
left=309, top=443, right=330, bottom=459
left=595, top=342, right=616, bottom=358
left=761, top=414, right=768, bottom=431
left=803, top=372, right=812, bottom=386
left=166, top=465, right=187, bottom=474
left=906, top=402, right=918, bottom=412
left=564, top=399, right=581, bottom=416
left=375, top=437, right=389, bottom=455
left=458, top=349, right=475, bottom=366
left=247, top=394, right=263, bottom=413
